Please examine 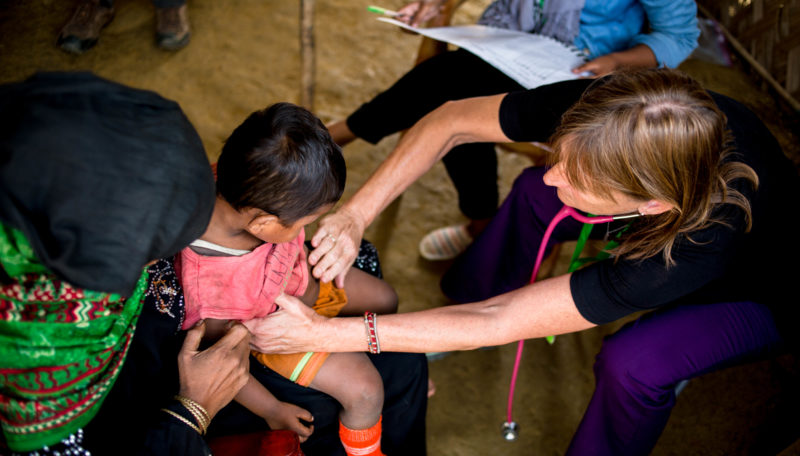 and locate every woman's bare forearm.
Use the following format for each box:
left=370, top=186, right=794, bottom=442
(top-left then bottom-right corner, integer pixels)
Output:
left=314, top=274, right=595, bottom=353
left=341, top=94, right=510, bottom=230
